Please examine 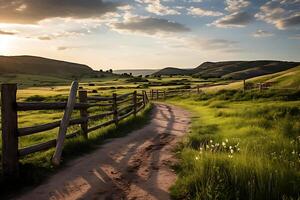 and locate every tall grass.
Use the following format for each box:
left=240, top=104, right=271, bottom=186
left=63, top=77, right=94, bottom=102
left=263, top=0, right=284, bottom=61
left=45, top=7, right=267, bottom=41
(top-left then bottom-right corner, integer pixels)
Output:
left=168, top=96, right=300, bottom=200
